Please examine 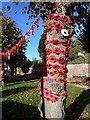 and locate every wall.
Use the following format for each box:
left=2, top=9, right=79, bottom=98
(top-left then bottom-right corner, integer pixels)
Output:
left=67, top=64, right=90, bottom=81
left=16, top=64, right=90, bottom=79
